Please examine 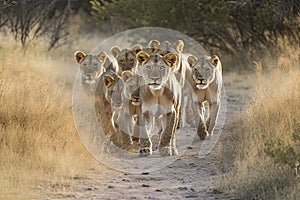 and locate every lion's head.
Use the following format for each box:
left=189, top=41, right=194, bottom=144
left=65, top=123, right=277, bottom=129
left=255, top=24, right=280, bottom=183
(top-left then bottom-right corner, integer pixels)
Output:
left=102, top=70, right=124, bottom=108
left=122, top=72, right=144, bottom=106
left=187, top=55, right=220, bottom=89
left=111, top=44, right=142, bottom=74
left=136, top=51, right=177, bottom=90
left=102, top=70, right=141, bottom=109
left=148, top=39, right=184, bottom=56
left=74, top=51, right=107, bottom=84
